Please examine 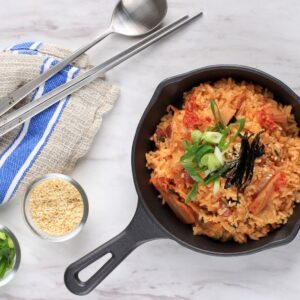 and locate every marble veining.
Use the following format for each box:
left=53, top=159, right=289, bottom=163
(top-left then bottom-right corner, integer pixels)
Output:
left=1, top=0, right=300, bottom=299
